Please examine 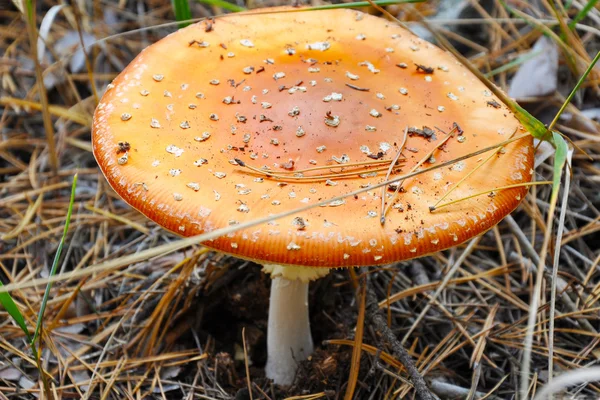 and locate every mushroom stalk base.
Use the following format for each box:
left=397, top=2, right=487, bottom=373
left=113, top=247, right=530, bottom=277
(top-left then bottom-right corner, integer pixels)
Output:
left=265, top=275, right=313, bottom=385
